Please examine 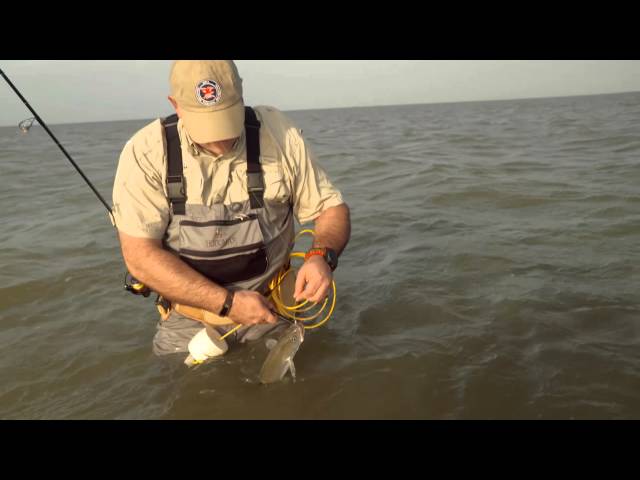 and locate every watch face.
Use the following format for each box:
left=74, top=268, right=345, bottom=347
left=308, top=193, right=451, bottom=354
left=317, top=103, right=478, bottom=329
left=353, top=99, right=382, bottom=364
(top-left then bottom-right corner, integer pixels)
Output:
left=326, top=248, right=338, bottom=270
